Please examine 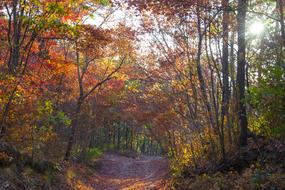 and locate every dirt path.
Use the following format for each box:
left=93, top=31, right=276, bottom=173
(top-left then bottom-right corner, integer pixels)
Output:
left=90, top=154, right=170, bottom=190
